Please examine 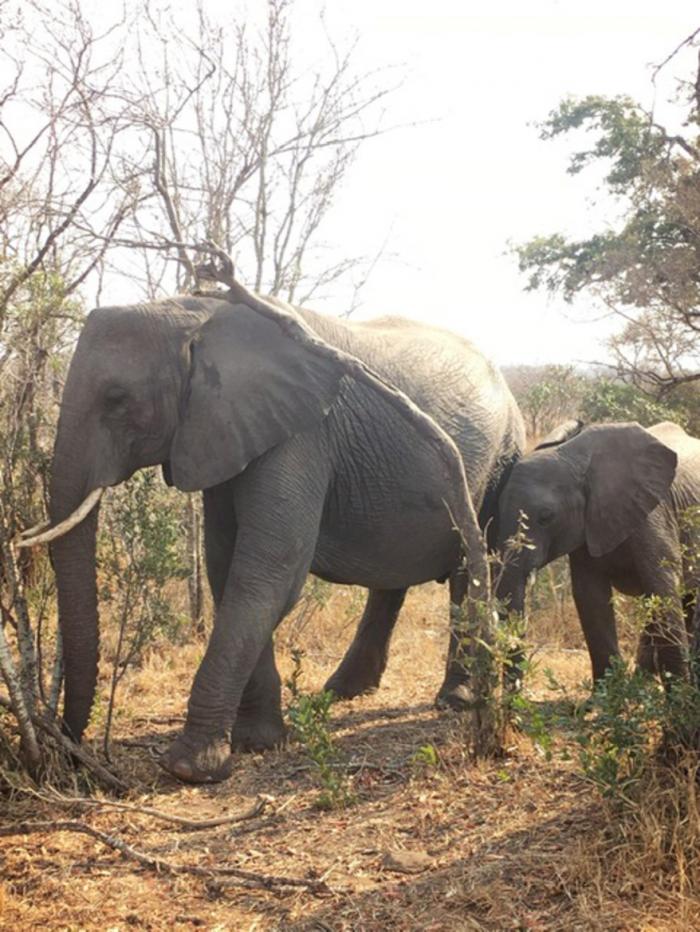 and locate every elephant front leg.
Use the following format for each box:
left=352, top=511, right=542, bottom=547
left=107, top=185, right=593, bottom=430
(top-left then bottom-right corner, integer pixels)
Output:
left=163, top=454, right=327, bottom=783
left=162, top=596, right=273, bottom=782
left=570, top=549, right=620, bottom=682
left=324, top=588, right=406, bottom=699
left=164, top=560, right=312, bottom=783
left=202, top=485, right=286, bottom=753
left=231, top=640, right=286, bottom=751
